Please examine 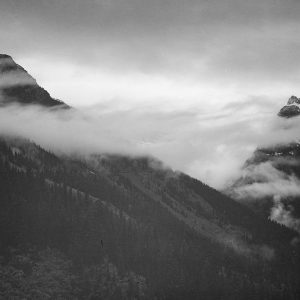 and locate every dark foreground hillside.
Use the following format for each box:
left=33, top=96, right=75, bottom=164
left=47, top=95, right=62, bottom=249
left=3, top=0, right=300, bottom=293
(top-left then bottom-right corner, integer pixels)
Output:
left=0, top=137, right=299, bottom=299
